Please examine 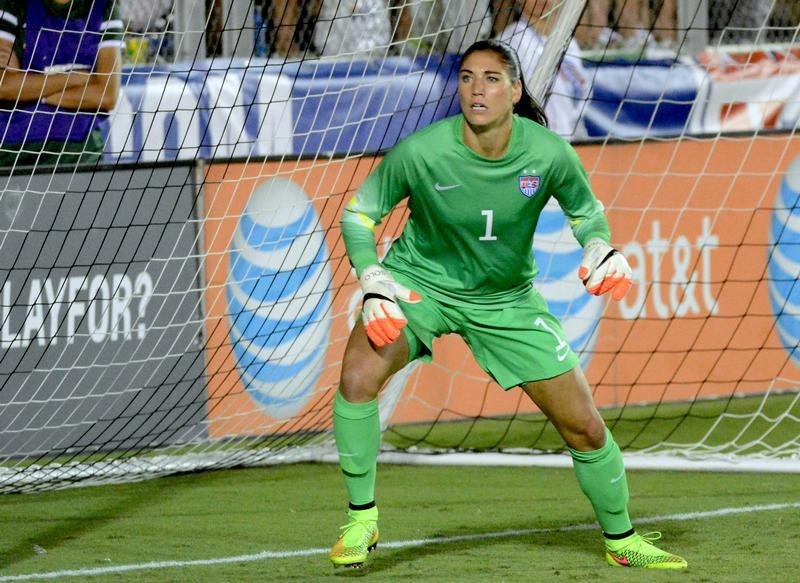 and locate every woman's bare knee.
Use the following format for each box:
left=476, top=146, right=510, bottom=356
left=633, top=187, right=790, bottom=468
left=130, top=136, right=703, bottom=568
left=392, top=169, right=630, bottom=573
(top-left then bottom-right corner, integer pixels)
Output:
left=563, top=416, right=607, bottom=451
left=521, top=367, right=607, bottom=451
left=338, top=323, right=410, bottom=402
left=339, top=361, right=384, bottom=402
